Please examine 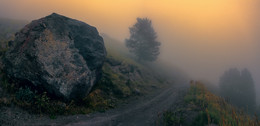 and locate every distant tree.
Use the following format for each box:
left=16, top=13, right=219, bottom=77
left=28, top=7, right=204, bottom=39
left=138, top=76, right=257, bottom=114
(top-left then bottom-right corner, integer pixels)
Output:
left=125, top=18, right=161, bottom=62
left=219, top=68, right=256, bottom=113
